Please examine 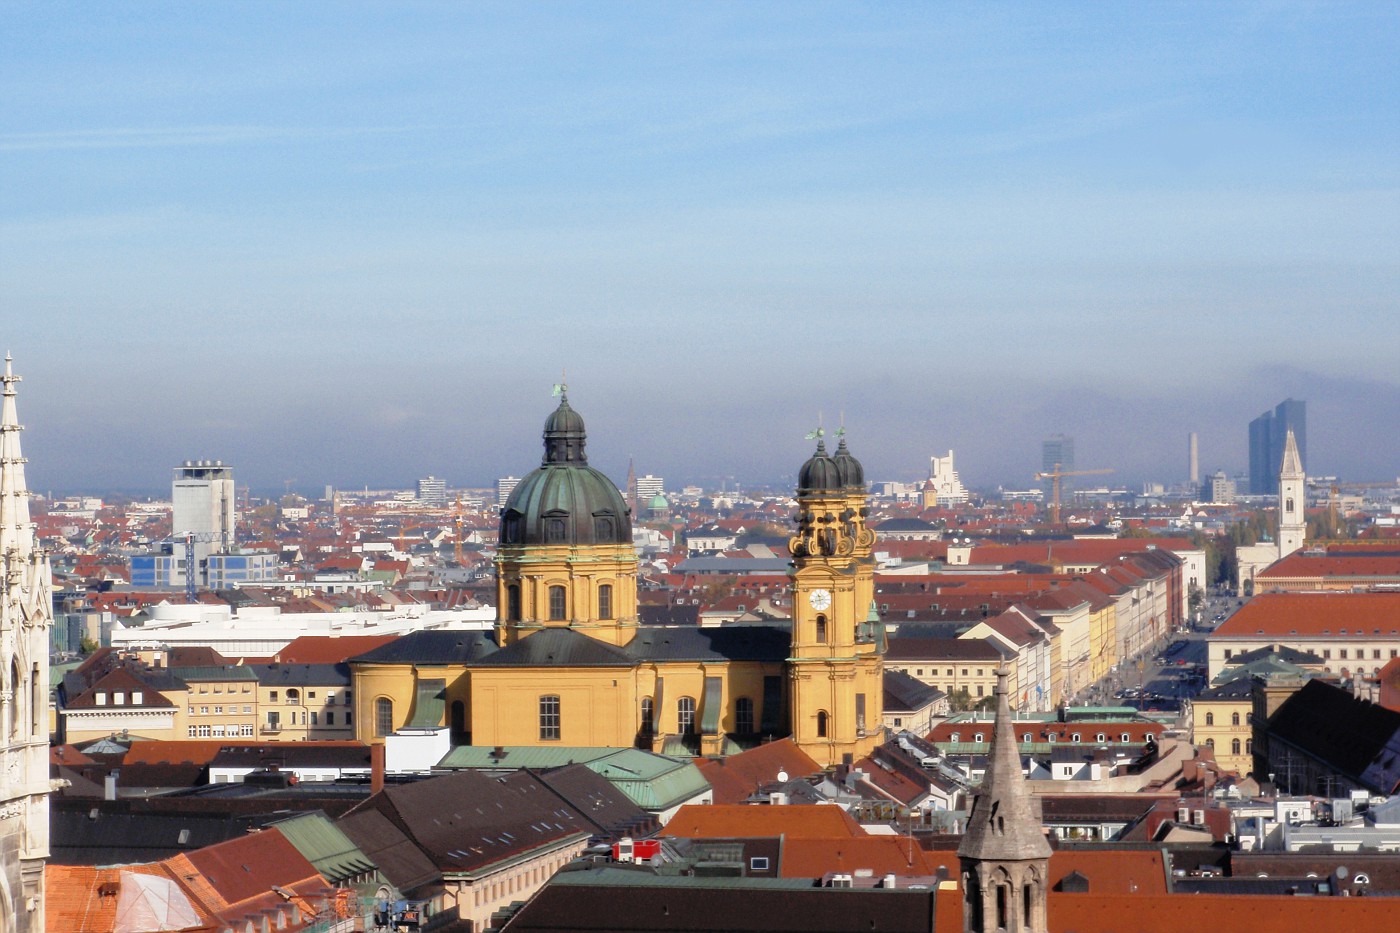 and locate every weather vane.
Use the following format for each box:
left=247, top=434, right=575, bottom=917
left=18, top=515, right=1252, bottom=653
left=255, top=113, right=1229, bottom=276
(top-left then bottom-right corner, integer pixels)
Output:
left=805, top=411, right=825, bottom=441
left=551, top=368, right=568, bottom=398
